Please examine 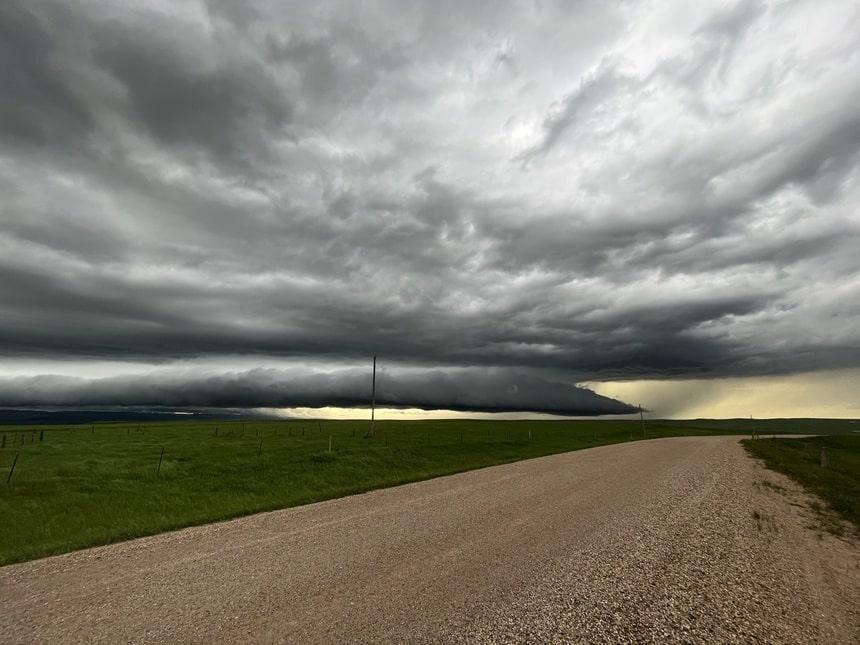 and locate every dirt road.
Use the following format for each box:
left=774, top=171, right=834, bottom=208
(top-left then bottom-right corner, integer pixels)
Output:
left=1, top=436, right=858, bottom=643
